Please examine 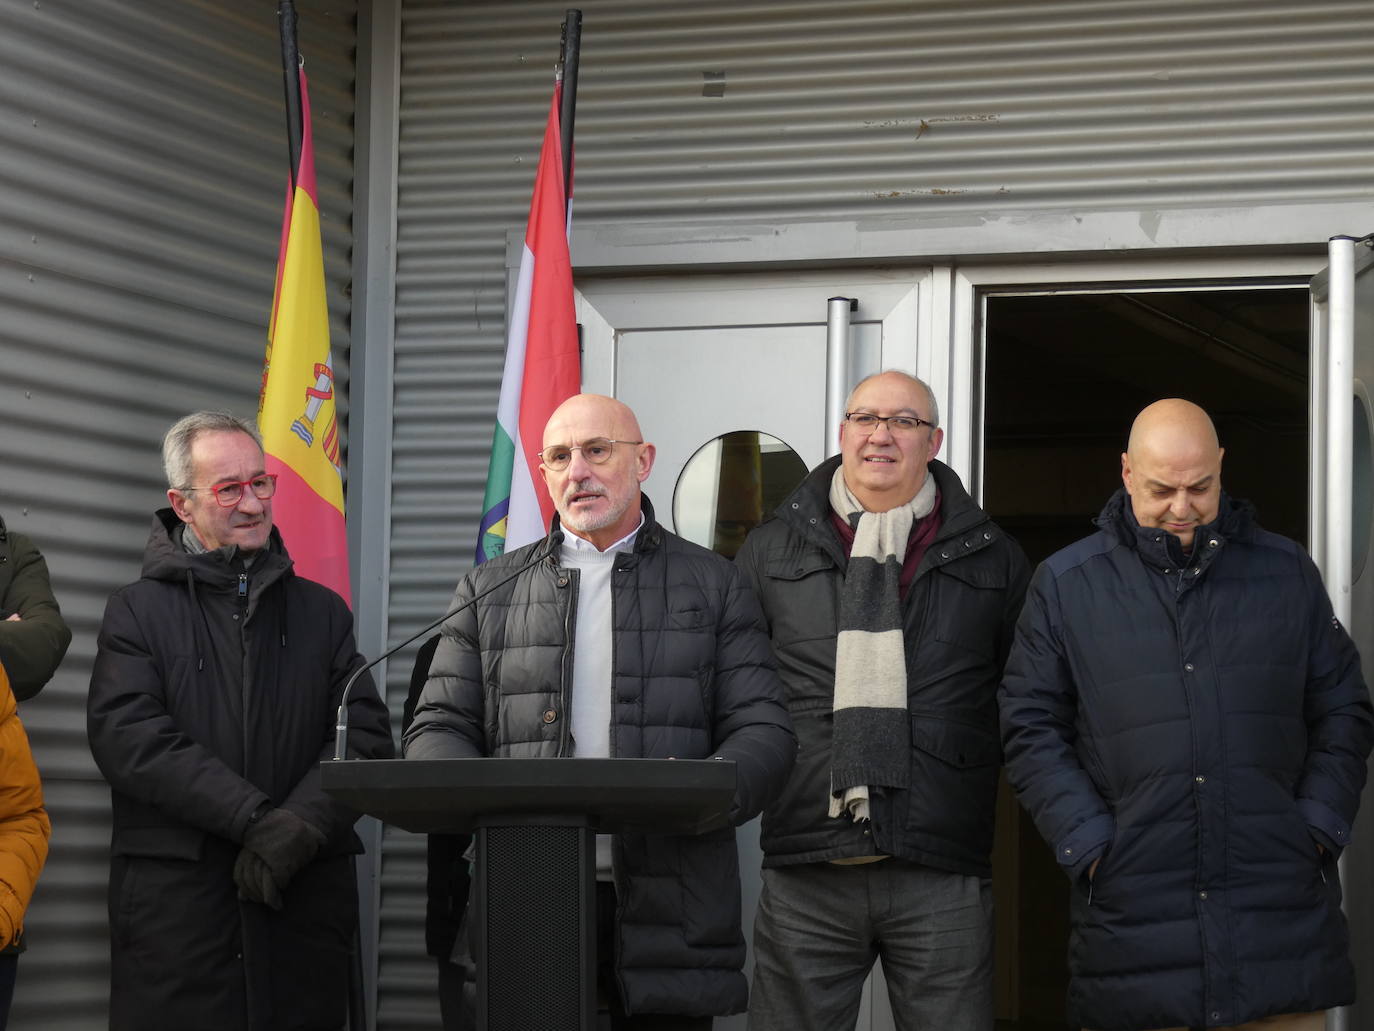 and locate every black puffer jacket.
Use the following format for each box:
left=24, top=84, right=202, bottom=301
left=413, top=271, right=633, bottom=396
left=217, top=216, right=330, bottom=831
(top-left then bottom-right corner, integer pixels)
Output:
left=1000, top=490, right=1374, bottom=1030
left=0, top=516, right=72, bottom=700
left=88, top=510, right=393, bottom=1031
left=401, top=634, right=471, bottom=963
left=735, top=457, right=1029, bottom=876
left=404, top=497, right=796, bottom=1018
